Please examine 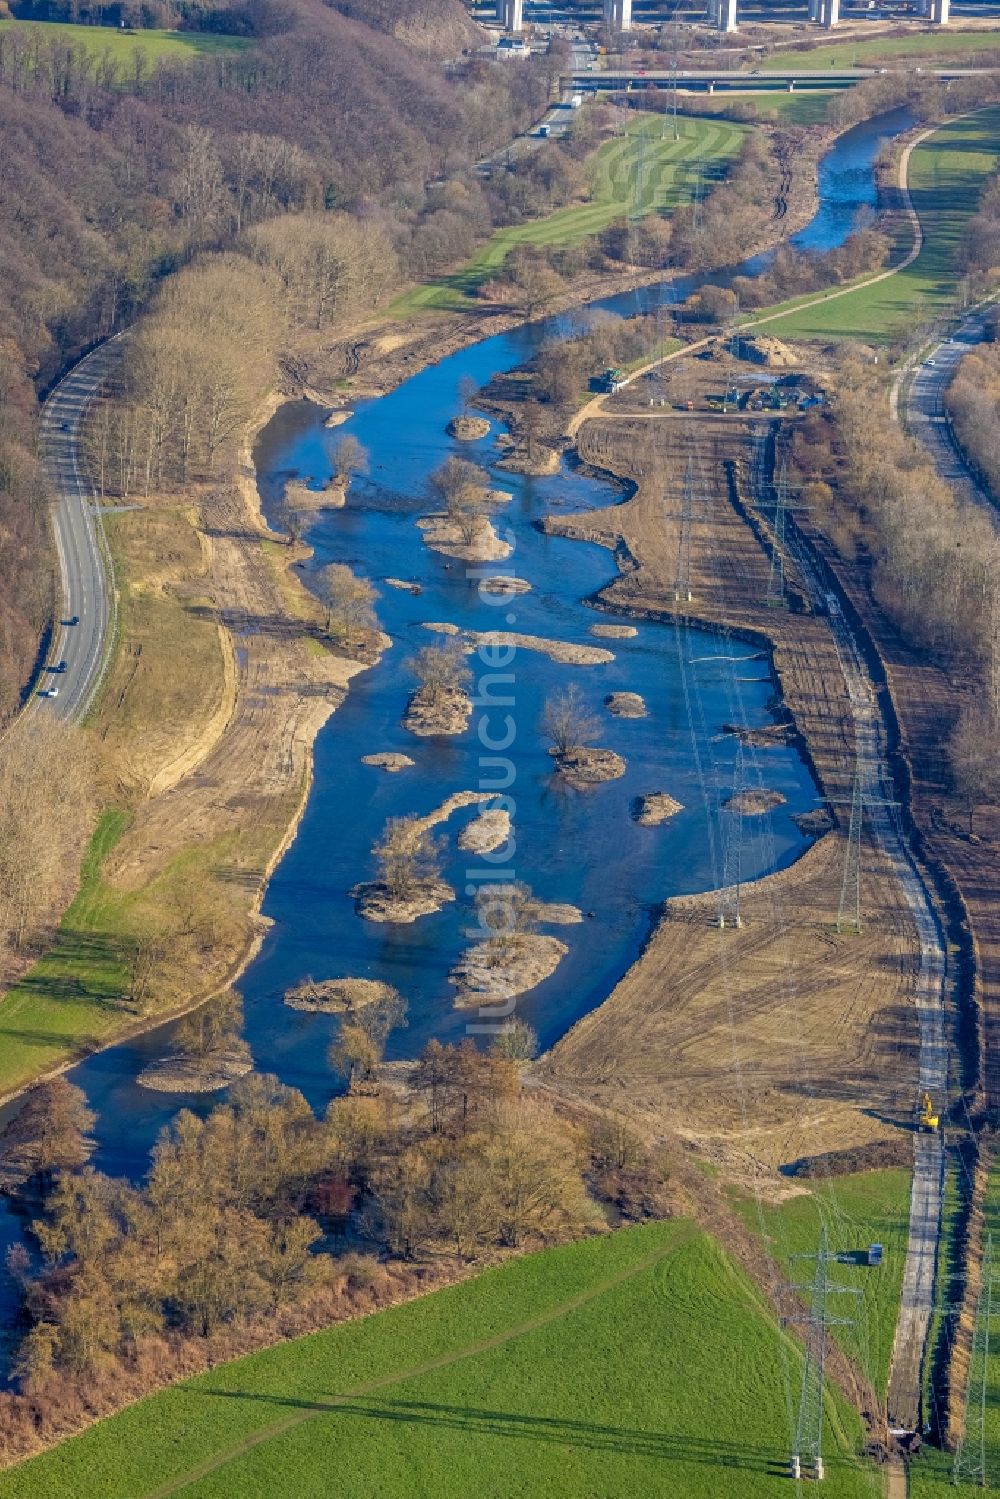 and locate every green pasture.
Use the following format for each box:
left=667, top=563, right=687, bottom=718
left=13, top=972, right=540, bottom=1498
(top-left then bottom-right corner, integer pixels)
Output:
left=390, top=113, right=745, bottom=317
left=735, top=1168, right=913, bottom=1398
left=684, top=91, right=834, bottom=124
left=0, top=18, right=252, bottom=63
left=750, top=105, right=1000, bottom=340
left=761, top=26, right=1000, bottom=70
left=0, top=808, right=136, bottom=1094
left=0, top=1222, right=881, bottom=1498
